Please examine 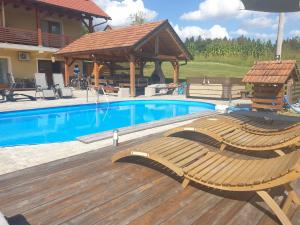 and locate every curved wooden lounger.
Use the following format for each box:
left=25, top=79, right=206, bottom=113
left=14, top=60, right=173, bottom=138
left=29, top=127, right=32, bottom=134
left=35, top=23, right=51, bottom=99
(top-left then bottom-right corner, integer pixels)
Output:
left=164, top=119, right=300, bottom=152
left=189, top=114, right=300, bottom=135
left=112, top=137, right=300, bottom=225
